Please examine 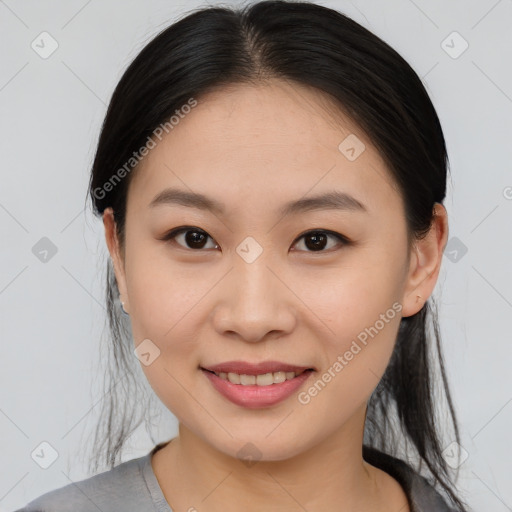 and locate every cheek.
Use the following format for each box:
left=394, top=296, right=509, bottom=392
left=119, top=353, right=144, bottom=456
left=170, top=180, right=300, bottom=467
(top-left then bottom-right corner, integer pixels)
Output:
left=297, top=289, right=402, bottom=430
left=126, top=256, right=207, bottom=417
left=295, top=257, right=402, bottom=340
left=294, top=261, right=403, bottom=399
left=124, top=239, right=208, bottom=338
